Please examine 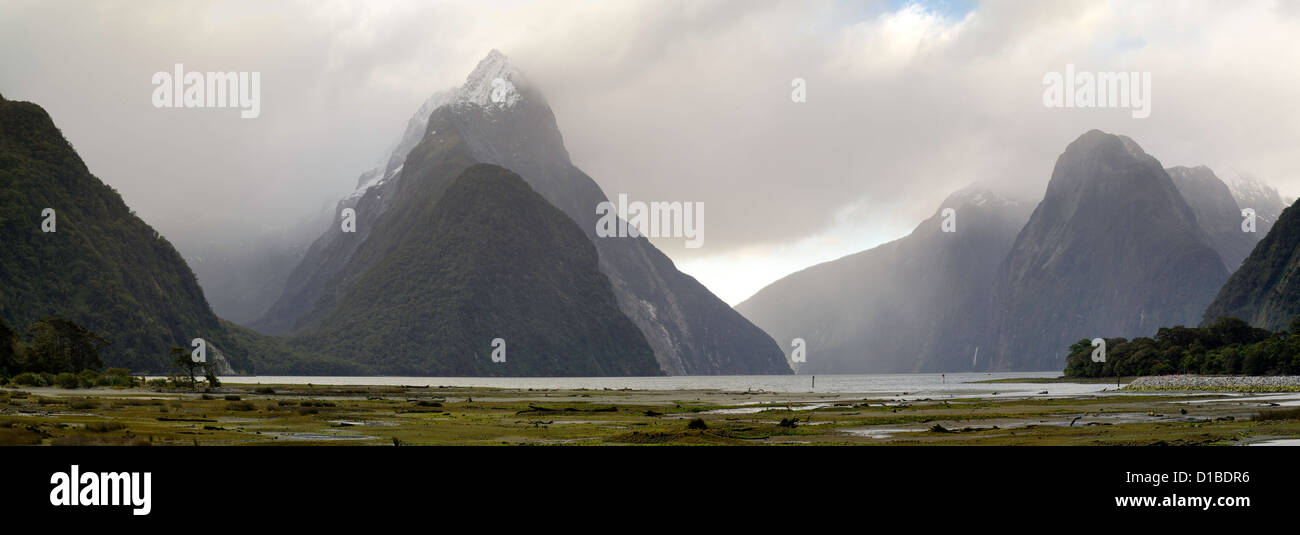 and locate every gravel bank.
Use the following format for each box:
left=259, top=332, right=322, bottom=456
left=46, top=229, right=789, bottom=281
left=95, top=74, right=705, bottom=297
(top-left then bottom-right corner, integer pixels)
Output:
left=1126, top=375, right=1300, bottom=392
